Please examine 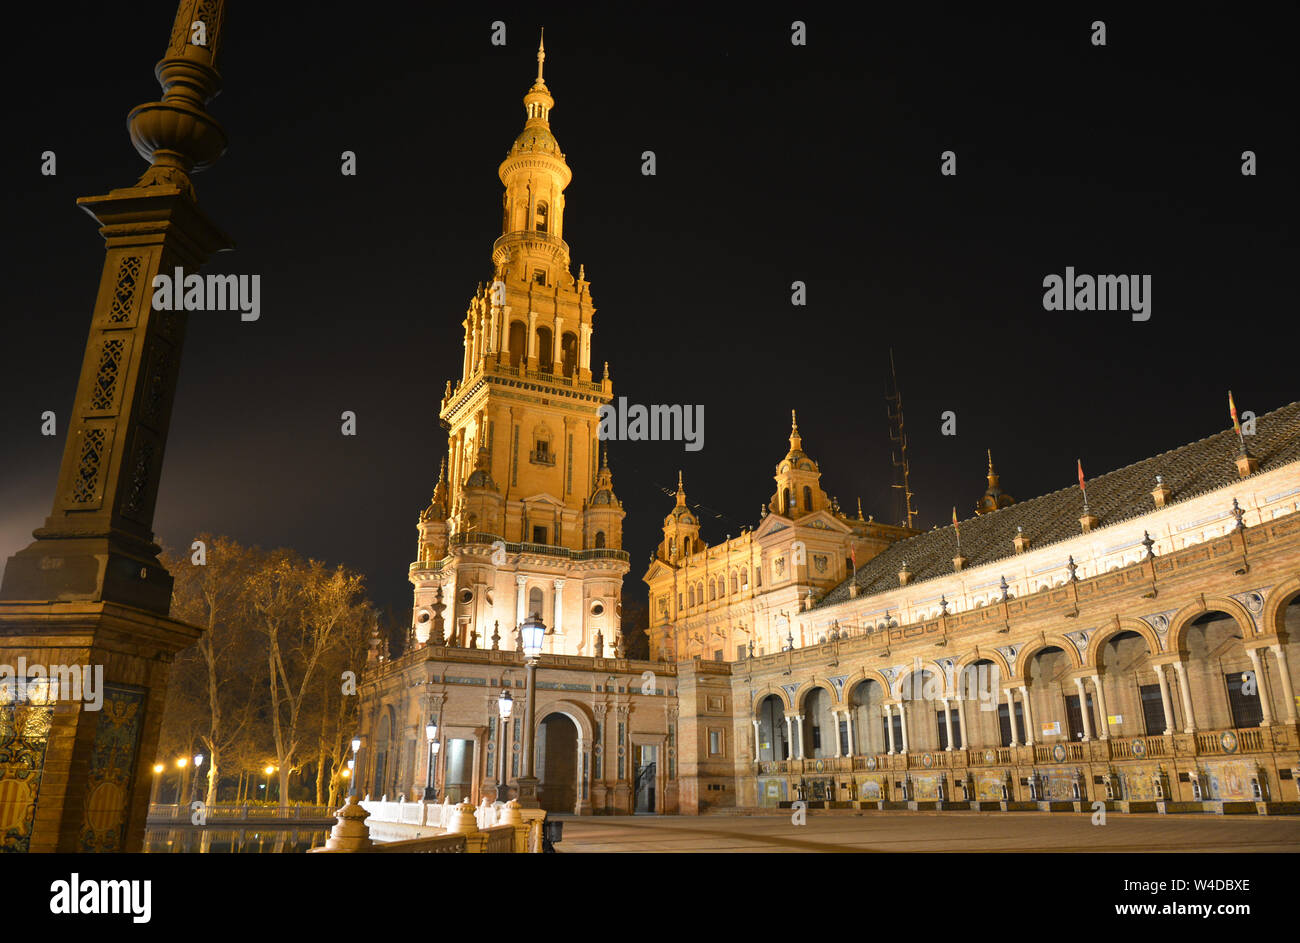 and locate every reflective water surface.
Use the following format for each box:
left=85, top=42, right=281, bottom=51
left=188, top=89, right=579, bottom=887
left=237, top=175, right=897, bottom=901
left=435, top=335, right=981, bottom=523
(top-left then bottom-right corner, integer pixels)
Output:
left=144, top=827, right=330, bottom=853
